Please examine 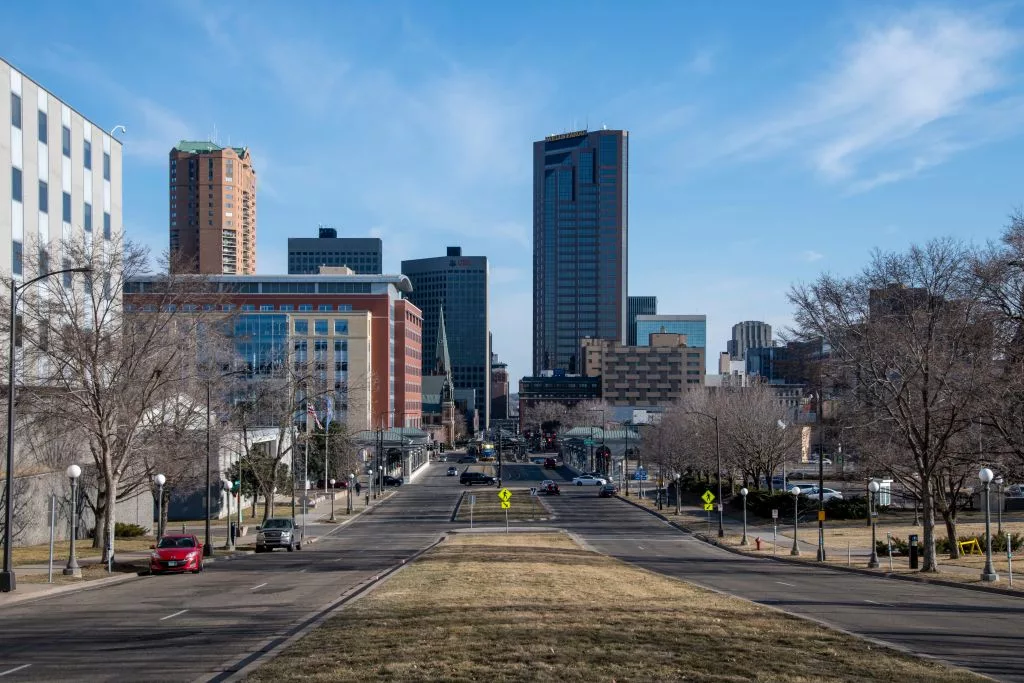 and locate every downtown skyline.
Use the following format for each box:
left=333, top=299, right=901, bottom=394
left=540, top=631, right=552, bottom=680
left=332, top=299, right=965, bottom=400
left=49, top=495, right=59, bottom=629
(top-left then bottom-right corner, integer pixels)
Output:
left=4, top=1, right=1024, bottom=381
